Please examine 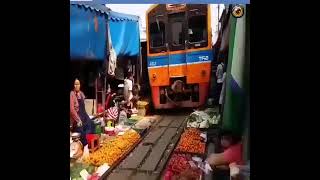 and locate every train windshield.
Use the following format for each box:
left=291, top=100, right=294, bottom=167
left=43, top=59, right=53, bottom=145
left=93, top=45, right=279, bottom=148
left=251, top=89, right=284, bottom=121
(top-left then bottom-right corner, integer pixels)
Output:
left=188, top=15, right=207, bottom=43
left=150, top=21, right=165, bottom=48
left=171, top=22, right=183, bottom=46
left=168, top=12, right=185, bottom=51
